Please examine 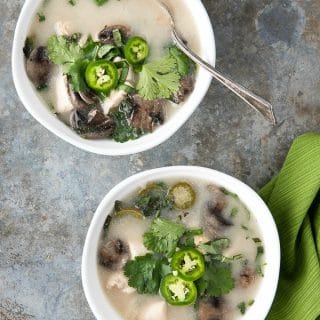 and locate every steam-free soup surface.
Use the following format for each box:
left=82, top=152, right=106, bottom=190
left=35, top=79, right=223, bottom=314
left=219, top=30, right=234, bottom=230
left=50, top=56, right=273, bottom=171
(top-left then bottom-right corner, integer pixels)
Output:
left=98, top=178, right=265, bottom=320
left=29, top=0, right=200, bottom=58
